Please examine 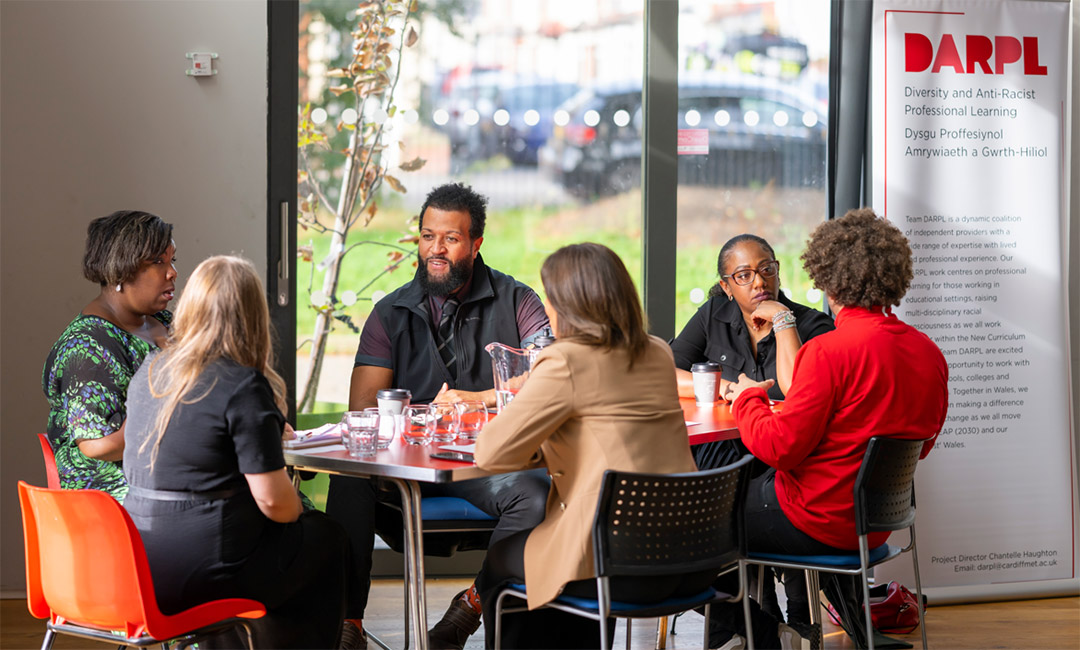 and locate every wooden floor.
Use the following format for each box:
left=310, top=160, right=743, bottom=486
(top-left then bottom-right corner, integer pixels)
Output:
left=2, top=579, right=1076, bottom=649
